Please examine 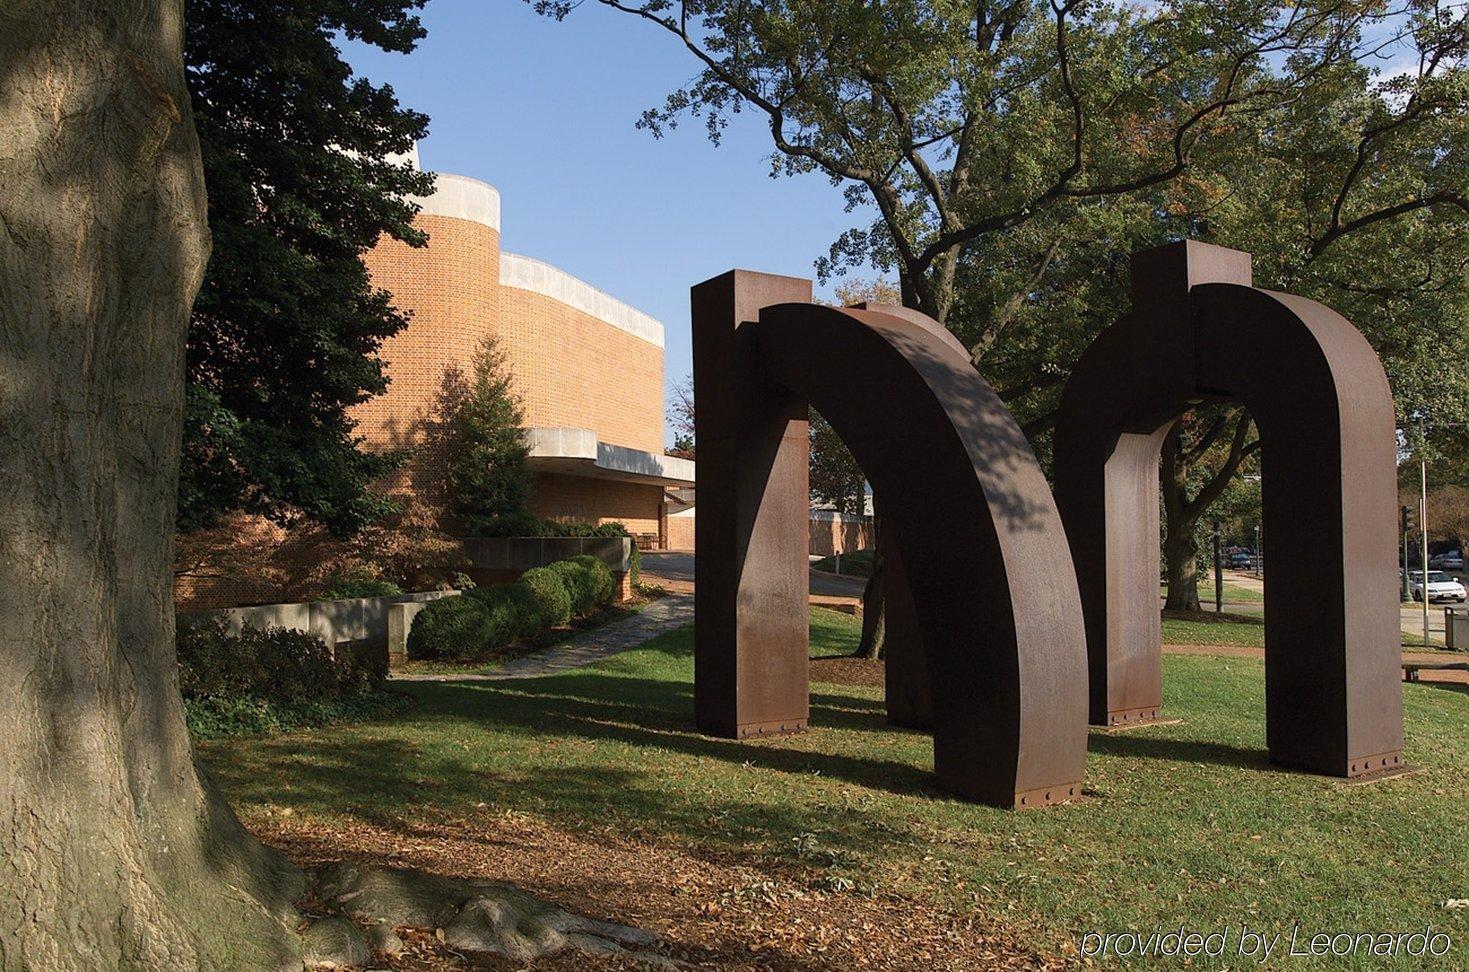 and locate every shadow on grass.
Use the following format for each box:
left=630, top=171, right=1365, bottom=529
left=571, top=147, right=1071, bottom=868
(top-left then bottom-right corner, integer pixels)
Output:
left=203, top=660, right=958, bottom=872
left=1087, top=730, right=1269, bottom=770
